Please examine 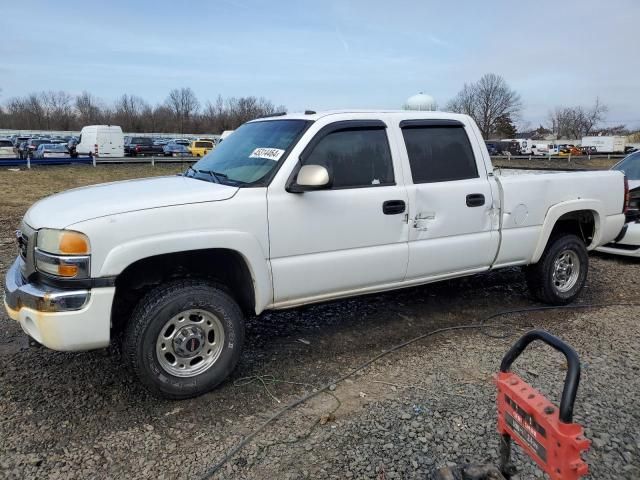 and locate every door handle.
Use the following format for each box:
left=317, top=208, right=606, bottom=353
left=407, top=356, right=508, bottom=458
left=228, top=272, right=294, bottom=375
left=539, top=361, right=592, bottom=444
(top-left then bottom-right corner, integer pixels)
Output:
left=466, top=193, right=485, bottom=207
left=382, top=200, right=406, bottom=215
